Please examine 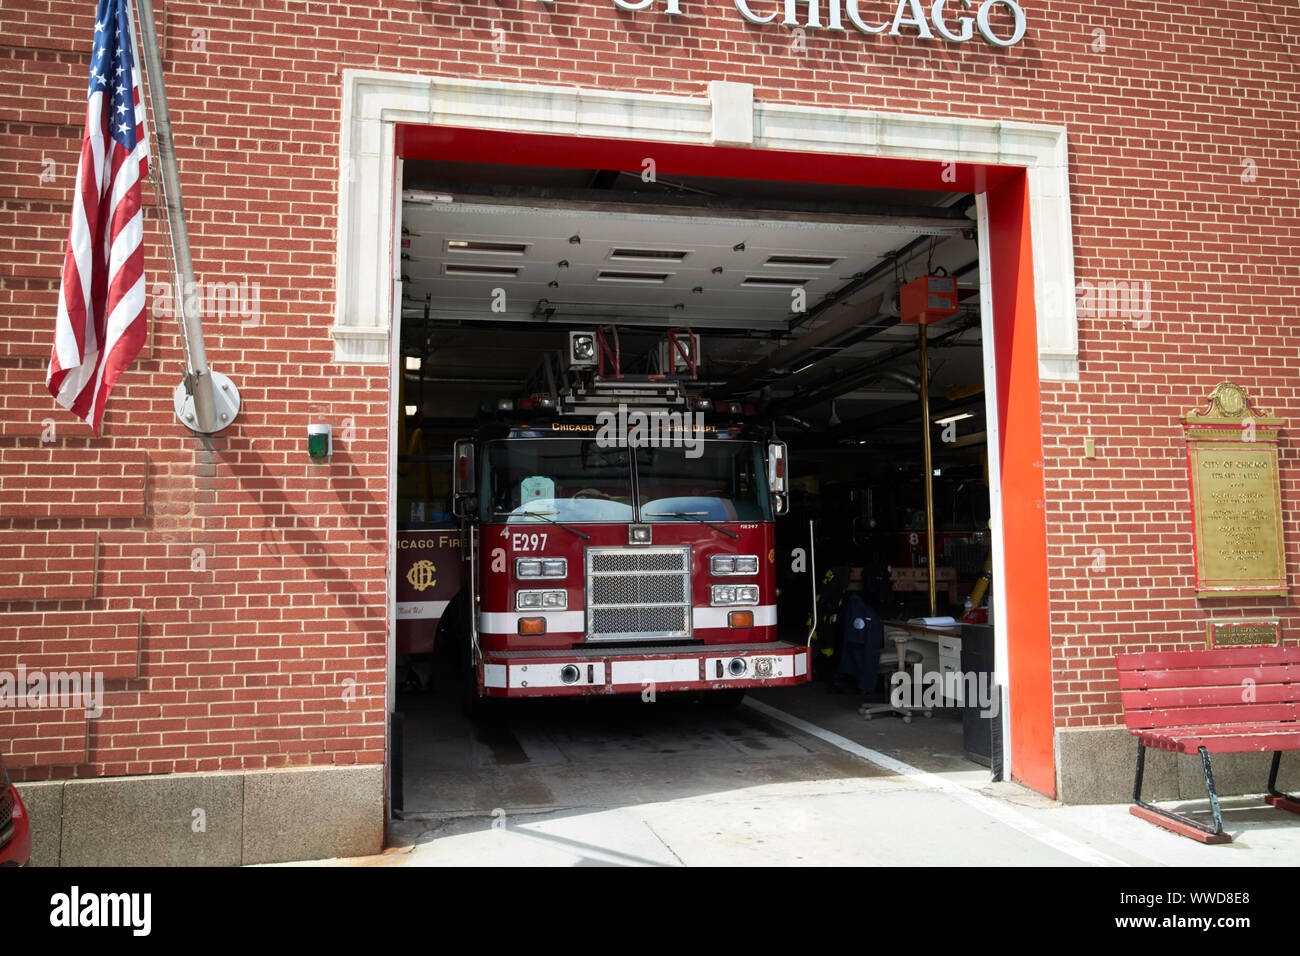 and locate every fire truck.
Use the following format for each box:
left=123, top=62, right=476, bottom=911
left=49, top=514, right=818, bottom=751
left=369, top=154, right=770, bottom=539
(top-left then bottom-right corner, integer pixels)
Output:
left=440, top=327, right=811, bottom=710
